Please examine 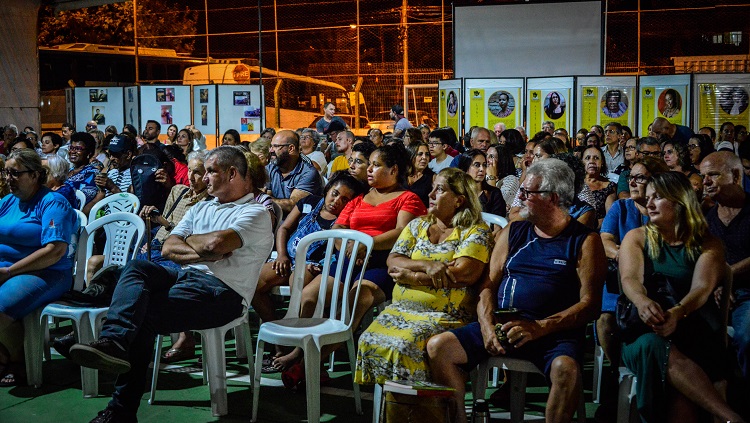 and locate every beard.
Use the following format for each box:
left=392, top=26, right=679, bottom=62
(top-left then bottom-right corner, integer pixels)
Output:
left=519, top=206, right=530, bottom=220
